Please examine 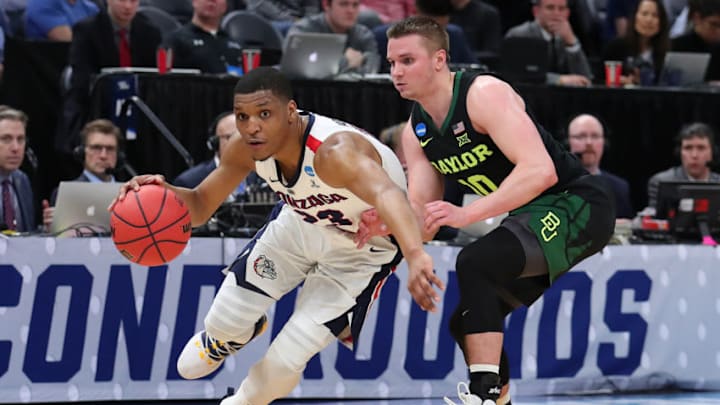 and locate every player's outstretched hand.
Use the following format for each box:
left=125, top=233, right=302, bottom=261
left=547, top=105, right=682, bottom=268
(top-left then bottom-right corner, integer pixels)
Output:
left=109, top=174, right=166, bottom=210
left=354, top=208, right=390, bottom=248
left=405, top=250, right=444, bottom=312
